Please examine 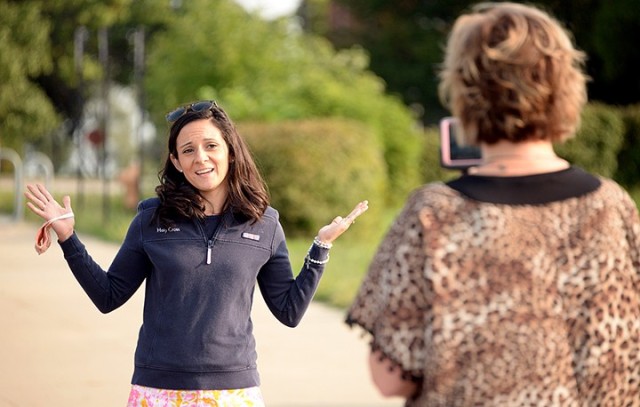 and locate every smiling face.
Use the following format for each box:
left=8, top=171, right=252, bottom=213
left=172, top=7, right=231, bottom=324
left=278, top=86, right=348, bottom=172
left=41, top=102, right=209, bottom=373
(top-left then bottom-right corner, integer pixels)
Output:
left=170, top=119, right=231, bottom=213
